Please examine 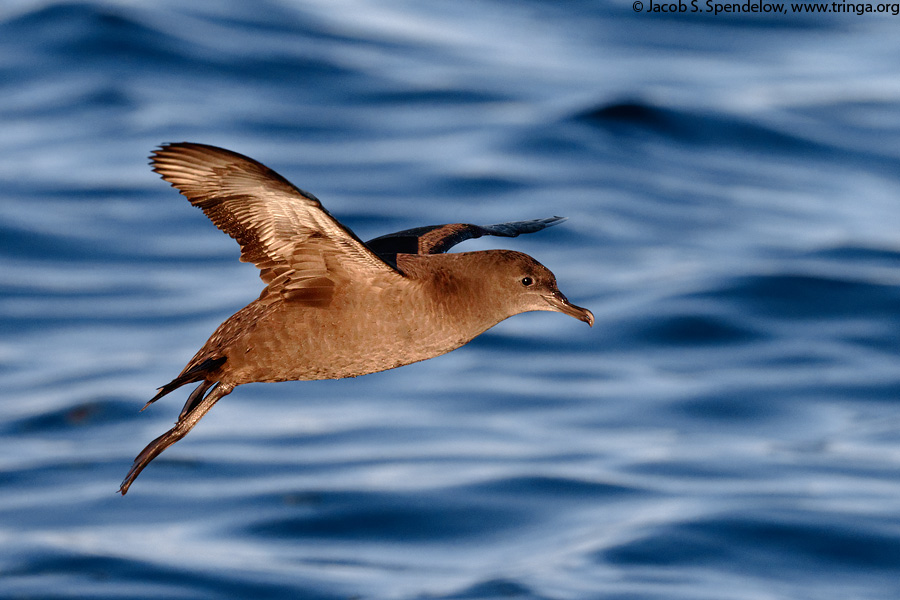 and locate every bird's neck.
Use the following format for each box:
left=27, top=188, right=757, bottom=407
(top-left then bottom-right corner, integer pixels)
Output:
left=398, top=252, right=513, bottom=337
